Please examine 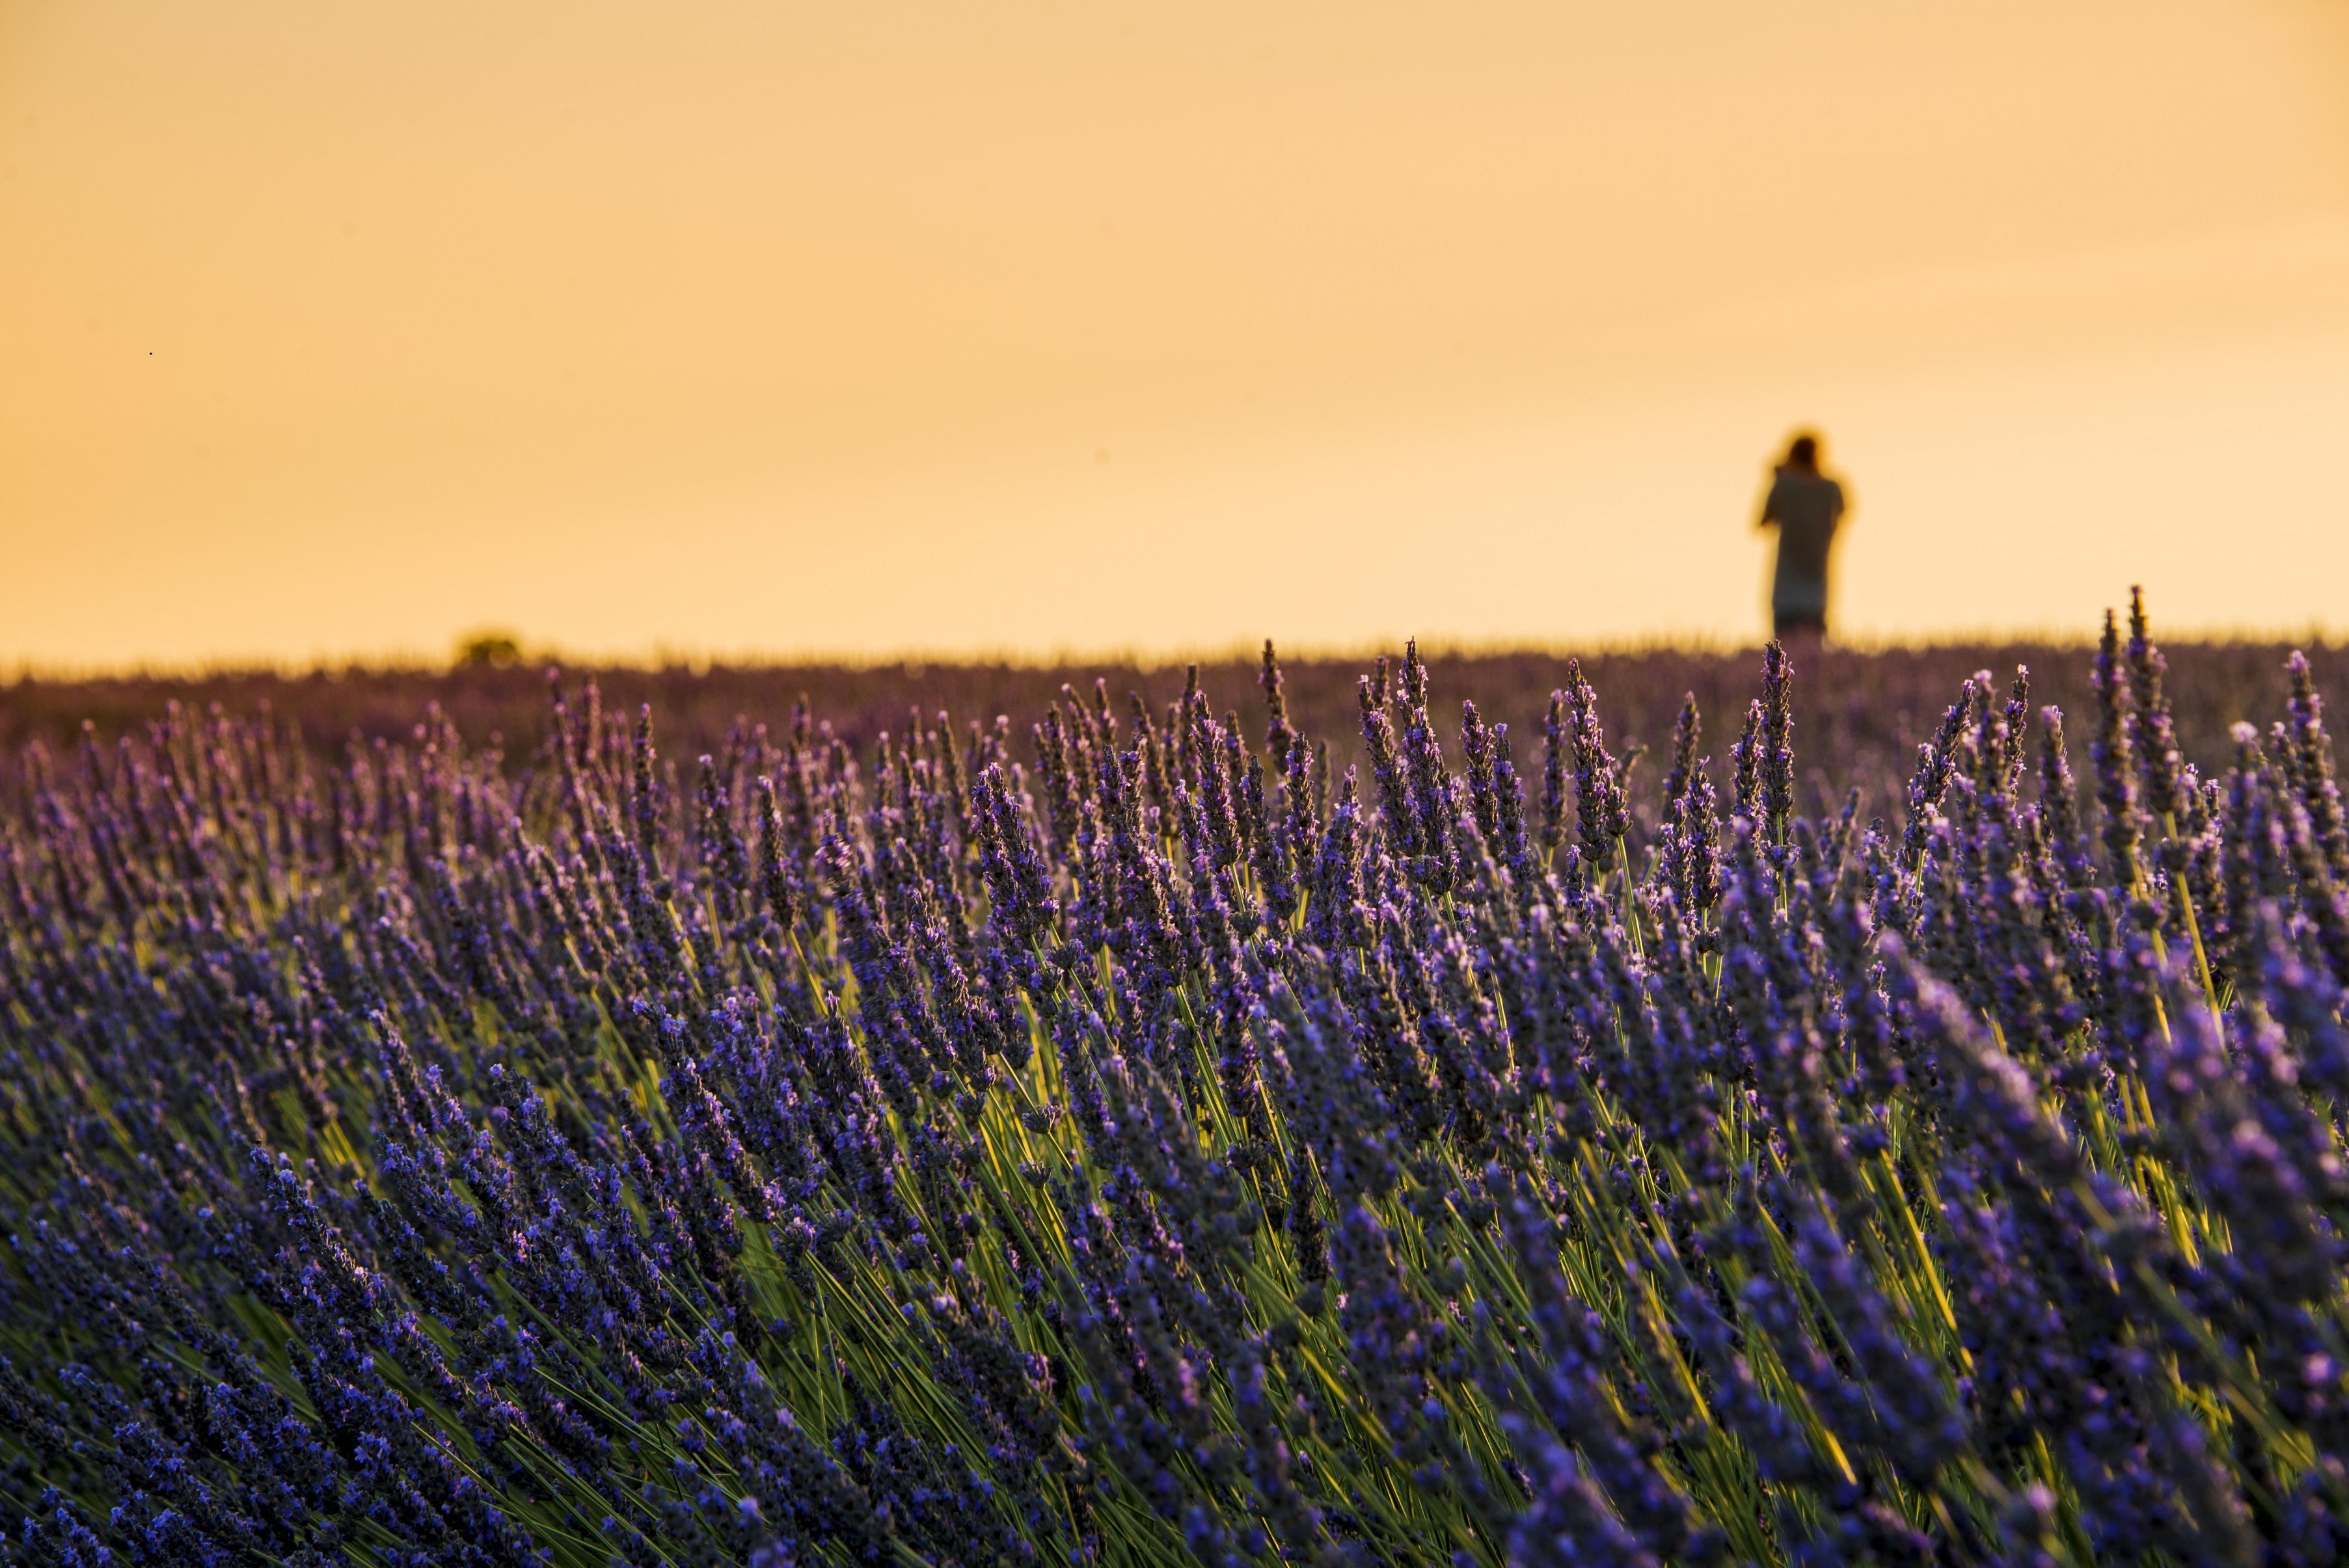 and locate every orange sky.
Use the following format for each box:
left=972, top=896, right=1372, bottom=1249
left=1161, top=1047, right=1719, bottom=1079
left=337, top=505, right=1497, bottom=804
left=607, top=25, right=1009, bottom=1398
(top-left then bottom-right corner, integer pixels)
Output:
left=5, top=1, right=2348, bottom=669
